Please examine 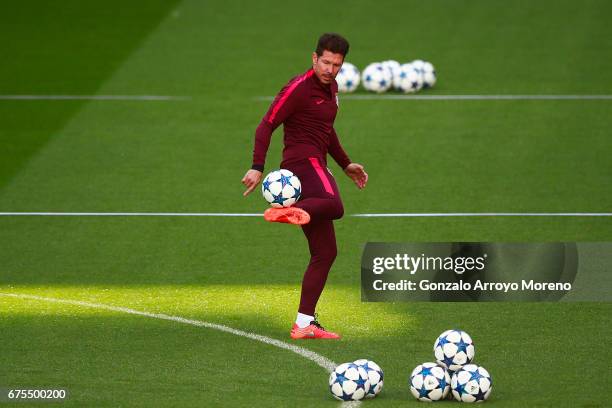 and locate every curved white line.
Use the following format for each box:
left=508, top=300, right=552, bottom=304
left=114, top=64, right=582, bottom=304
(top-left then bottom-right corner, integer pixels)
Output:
left=0, top=293, right=336, bottom=372
left=1, top=293, right=363, bottom=405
